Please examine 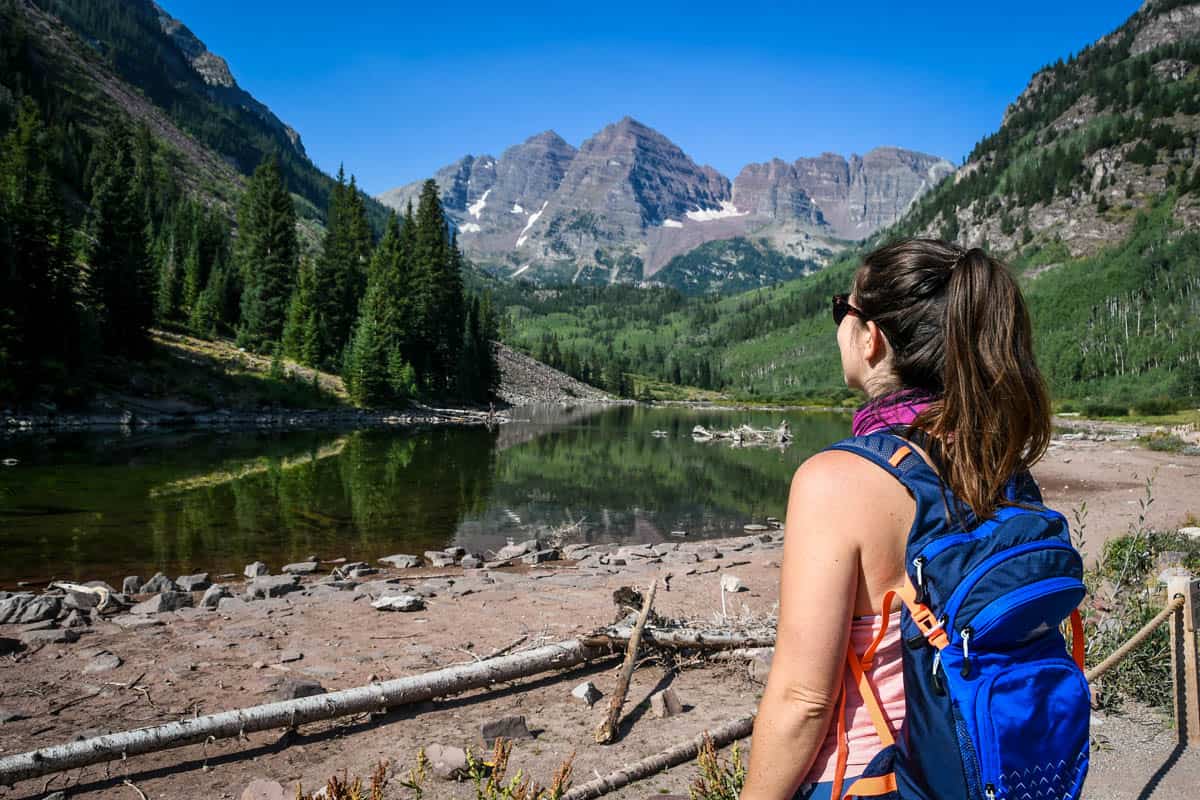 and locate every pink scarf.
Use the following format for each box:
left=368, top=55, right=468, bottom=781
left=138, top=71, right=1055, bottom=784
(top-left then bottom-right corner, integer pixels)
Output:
left=851, top=390, right=936, bottom=436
